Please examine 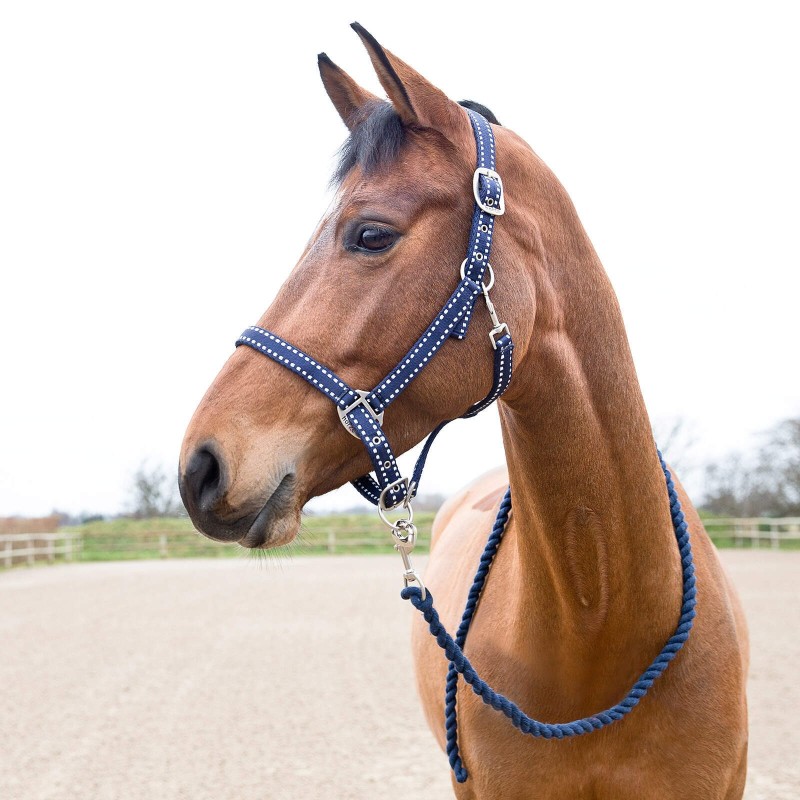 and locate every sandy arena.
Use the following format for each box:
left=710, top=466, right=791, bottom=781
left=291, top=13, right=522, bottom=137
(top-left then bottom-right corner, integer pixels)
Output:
left=1, top=551, right=798, bottom=799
